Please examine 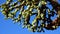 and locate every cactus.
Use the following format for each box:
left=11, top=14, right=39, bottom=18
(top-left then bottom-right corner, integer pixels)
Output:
left=0, top=0, right=60, bottom=32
